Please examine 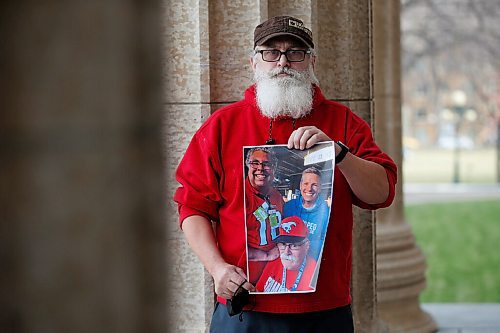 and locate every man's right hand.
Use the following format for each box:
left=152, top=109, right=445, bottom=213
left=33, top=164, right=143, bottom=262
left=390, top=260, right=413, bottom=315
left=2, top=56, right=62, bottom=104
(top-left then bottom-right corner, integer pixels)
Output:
left=182, top=215, right=255, bottom=299
left=212, top=263, right=255, bottom=299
